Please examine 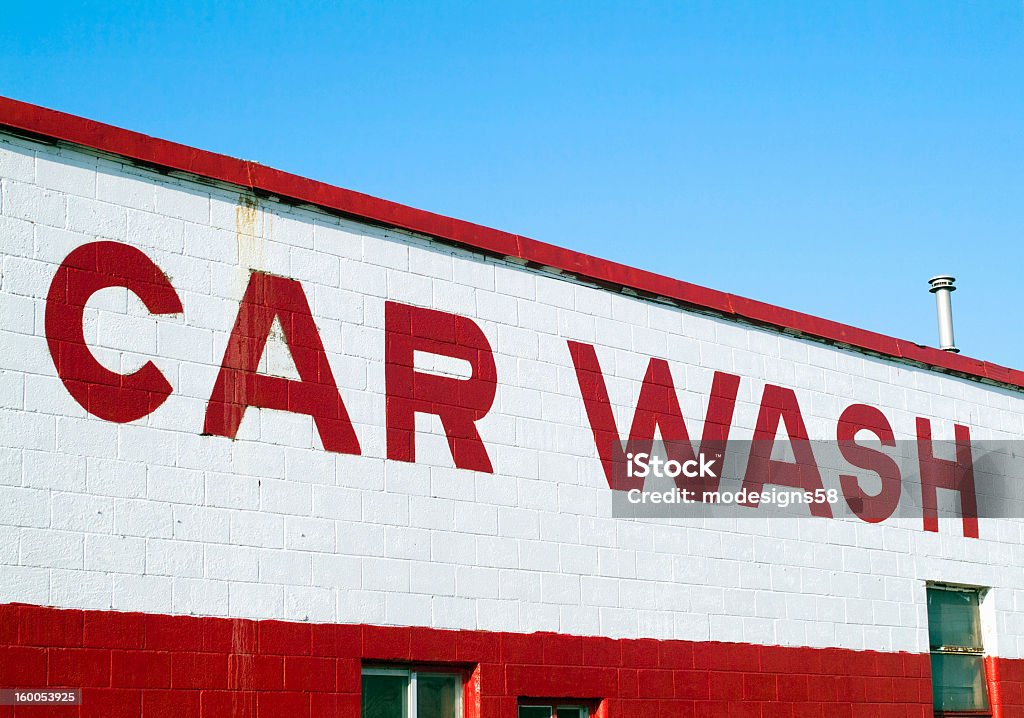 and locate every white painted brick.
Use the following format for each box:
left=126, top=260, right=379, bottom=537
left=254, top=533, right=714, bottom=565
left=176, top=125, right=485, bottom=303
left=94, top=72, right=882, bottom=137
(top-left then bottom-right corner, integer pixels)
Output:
left=3, top=179, right=66, bottom=226
left=86, top=457, right=146, bottom=499
left=96, top=170, right=155, bottom=211
left=114, top=498, right=173, bottom=538
left=37, top=156, right=96, bottom=197
left=66, top=196, right=125, bottom=238
left=363, top=491, right=409, bottom=526
left=147, top=465, right=203, bottom=504
left=210, top=194, right=253, bottom=232
left=454, top=501, right=497, bottom=535
left=205, top=472, right=260, bottom=510
left=385, top=268, right=430, bottom=303
left=55, top=413, right=116, bottom=458
left=20, top=449, right=83, bottom=492
left=147, top=538, right=203, bottom=578
left=113, top=573, right=172, bottom=613
left=291, top=246, right=339, bottom=286
left=0, top=446, right=21, bottom=486
left=429, top=595, right=473, bottom=629
left=339, top=258, right=387, bottom=298
left=2, top=256, right=56, bottom=300
left=5, top=132, right=1024, bottom=660
left=52, top=491, right=113, bottom=533
left=260, top=549, right=311, bottom=585
left=542, top=572, right=580, bottom=604
left=127, top=208, right=184, bottom=253
left=452, top=257, right=494, bottom=291
left=176, top=433, right=233, bottom=473
left=286, top=516, right=336, bottom=552
left=0, top=216, right=34, bottom=260
left=230, top=510, right=284, bottom=548
left=474, top=598, right=518, bottom=632
left=284, top=447, right=336, bottom=485
left=313, top=222, right=362, bottom=259
left=31, top=225, right=81, bottom=267
left=386, top=592, right=432, bottom=625
left=161, top=251, right=213, bottom=295
left=362, top=557, right=409, bottom=592
left=311, top=485, right=361, bottom=521
left=229, top=581, right=284, bottom=619
left=474, top=535, right=517, bottom=570
left=233, top=440, right=286, bottom=479
left=335, top=588, right=382, bottom=623
left=20, top=528, right=83, bottom=569
left=206, top=543, right=259, bottom=581
left=22, top=374, right=75, bottom=416
left=0, top=564, right=49, bottom=604
left=337, top=520, right=385, bottom=557
left=384, top=525, right=430, bottom=561
left=50, top=567, right=111, bottom=609
left=154, top=183, right=209, bottom=223
left=85, top=534, right=145, bottom=573
left=261, top=478, right=311, bottom=516
left=408, top=245, right=453, bottom=280
left=172, top=504, right=230, bottom=543
left=0, top=484, right=49, bottom=528
left=0, top=145, right=35, bottom=182
left=312, top=553, right=361, bottom=590
left=184, top=222, right=236, bottom=265
left=456, top=565, right=499, bottom=599
left=284, top=585, right=333, bottom=622
left=174, top=577, right=229, bottom=615
left=95, top=310, right=158, bottom=357
left=541, top=512, right=580, bottom=545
